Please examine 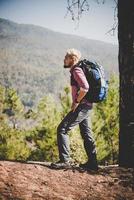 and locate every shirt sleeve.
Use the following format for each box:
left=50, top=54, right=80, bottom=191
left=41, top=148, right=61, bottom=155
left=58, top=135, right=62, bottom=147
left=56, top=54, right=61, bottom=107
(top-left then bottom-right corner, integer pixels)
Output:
left=73, top=67, right=89, bottom=91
